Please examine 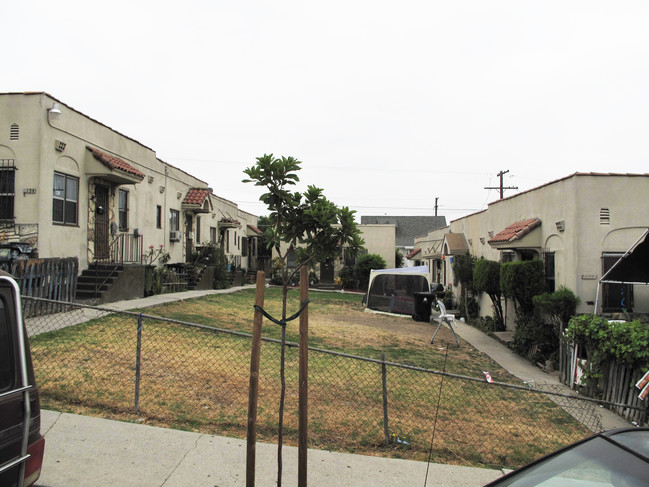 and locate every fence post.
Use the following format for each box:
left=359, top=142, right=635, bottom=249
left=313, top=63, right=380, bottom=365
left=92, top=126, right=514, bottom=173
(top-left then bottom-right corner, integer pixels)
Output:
left=246, top=271, right=266, bottom=487
left=298, top=266, right=309, bottom=487
left=382, top=352, right=389, bottom=445
left=134, top=313, right=143, bottom=412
